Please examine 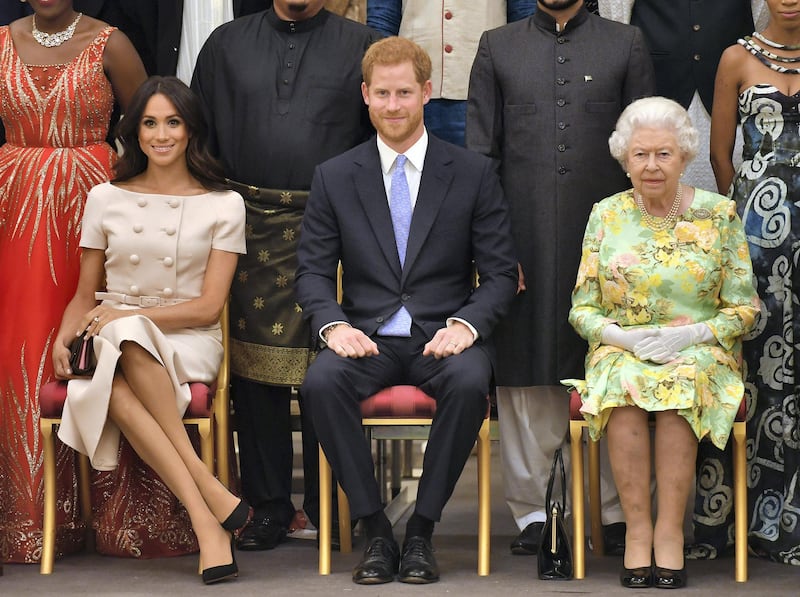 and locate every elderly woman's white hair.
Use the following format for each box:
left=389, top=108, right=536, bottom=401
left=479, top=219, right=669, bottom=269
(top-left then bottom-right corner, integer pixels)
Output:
left=608, top=96, right=699, bottom=169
